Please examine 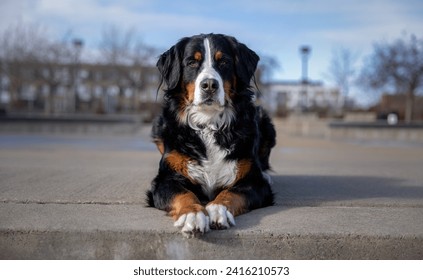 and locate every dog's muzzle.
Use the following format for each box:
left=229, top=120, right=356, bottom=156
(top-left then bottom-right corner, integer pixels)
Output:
left=200, top=78, right=219, bottom=105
